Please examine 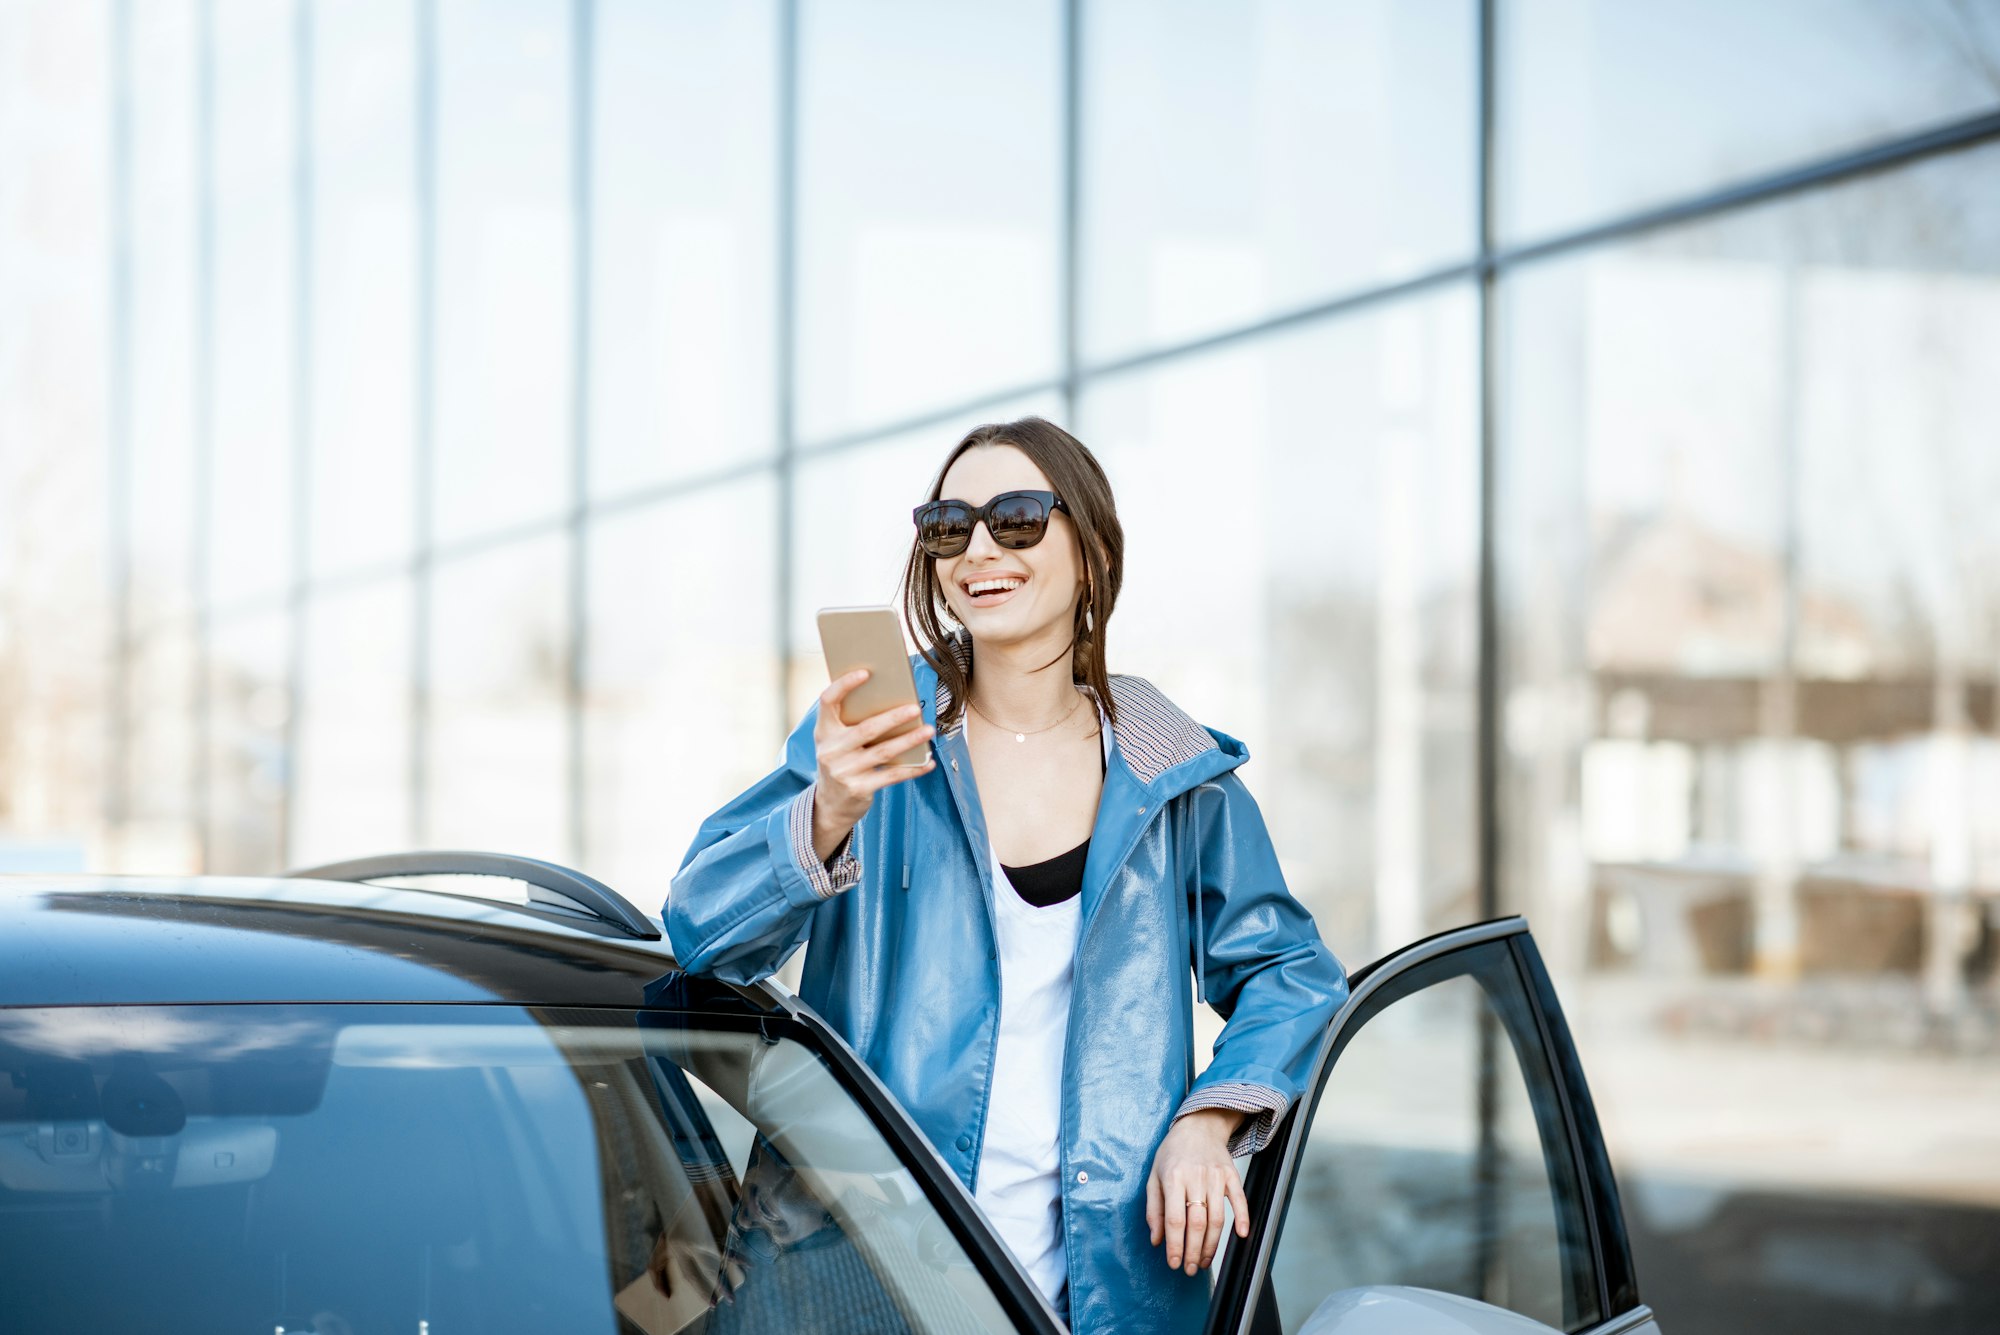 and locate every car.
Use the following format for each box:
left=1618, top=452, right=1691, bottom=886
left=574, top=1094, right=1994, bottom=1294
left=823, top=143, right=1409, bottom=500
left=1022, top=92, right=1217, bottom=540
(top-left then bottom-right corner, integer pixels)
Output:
left=0, top=854, right=1663, bottom=1335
